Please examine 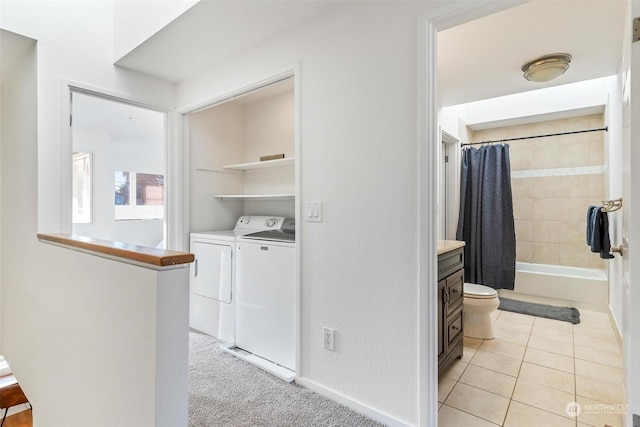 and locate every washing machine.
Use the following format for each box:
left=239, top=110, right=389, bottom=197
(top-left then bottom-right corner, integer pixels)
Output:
left=229, top=218, right=296, bottom=380
left=189, top=216, right=285, bottom=341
